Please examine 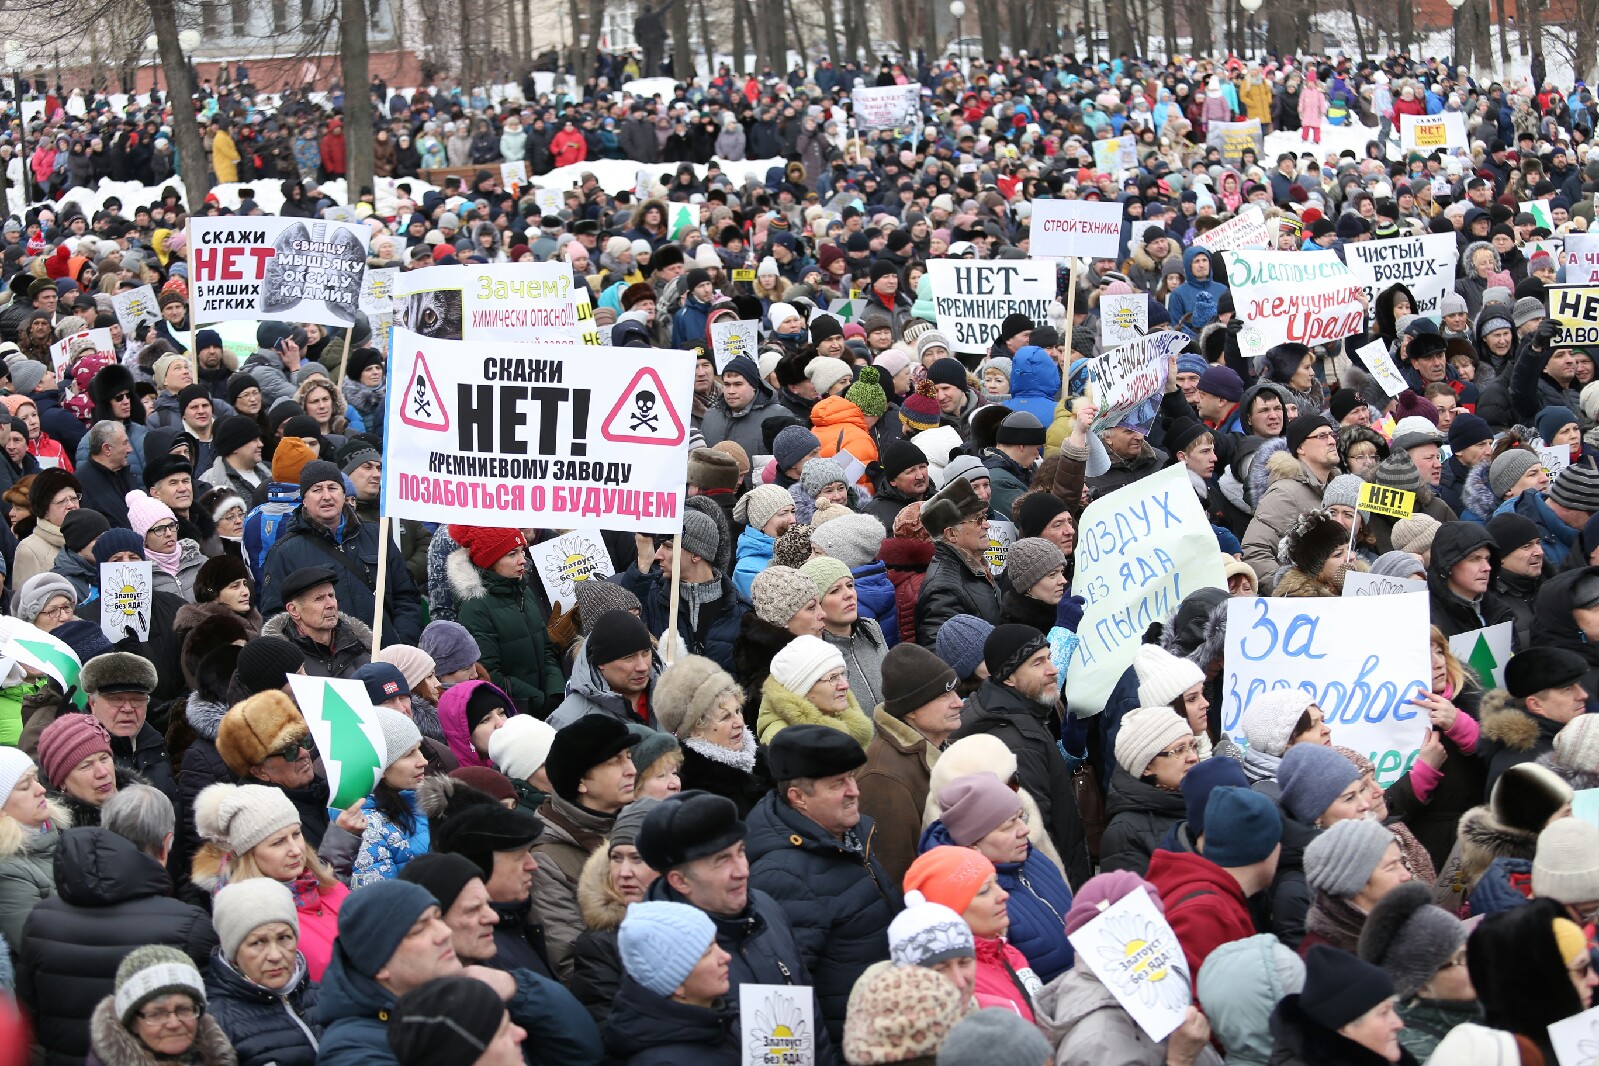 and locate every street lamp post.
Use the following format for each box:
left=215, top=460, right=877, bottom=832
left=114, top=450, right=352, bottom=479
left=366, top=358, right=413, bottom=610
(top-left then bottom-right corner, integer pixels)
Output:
left=1239, top=0, right=1262, bottom=58
left=1446, top=0, right=1465, bottom=64
left=949, top=0, right=965, bottom=69
left=145, top=29, right=202, bottom=101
